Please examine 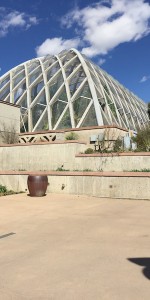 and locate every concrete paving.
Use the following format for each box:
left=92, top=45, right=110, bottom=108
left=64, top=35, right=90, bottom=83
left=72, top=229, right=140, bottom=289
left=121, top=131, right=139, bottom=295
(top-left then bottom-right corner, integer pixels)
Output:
left=0, top=193, right=150, bottom=300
